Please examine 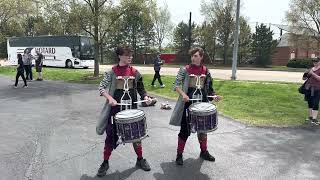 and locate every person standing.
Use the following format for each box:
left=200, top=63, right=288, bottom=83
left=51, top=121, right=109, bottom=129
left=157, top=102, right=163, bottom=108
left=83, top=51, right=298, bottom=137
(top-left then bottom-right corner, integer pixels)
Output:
left=35, top=51, right=44, bottom=81
left=23, top=49, right=33, bottom=81
left=96, top=45, right=153, bottom=177
left=303, top=57, right=320, bottom=125
left=151, top=53, right=165, bottom=88
left=14, top=54, right=28, bottom=88
left=169, top=47, right=221, bottom=166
